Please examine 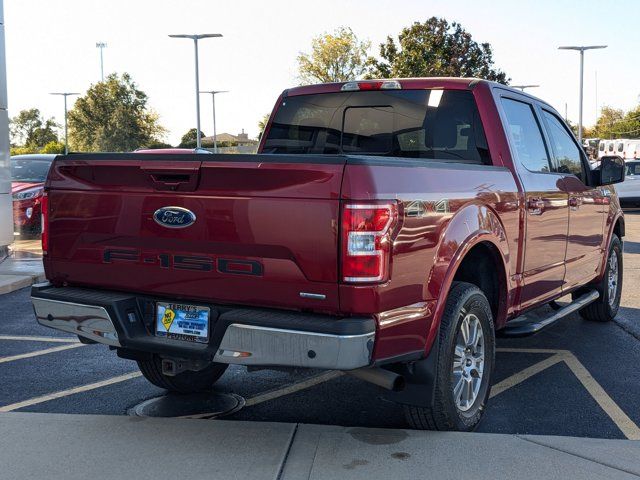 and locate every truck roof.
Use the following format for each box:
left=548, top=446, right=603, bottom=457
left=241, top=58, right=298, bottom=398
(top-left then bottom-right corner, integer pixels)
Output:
left=284, top=77, right=550, bottom=108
